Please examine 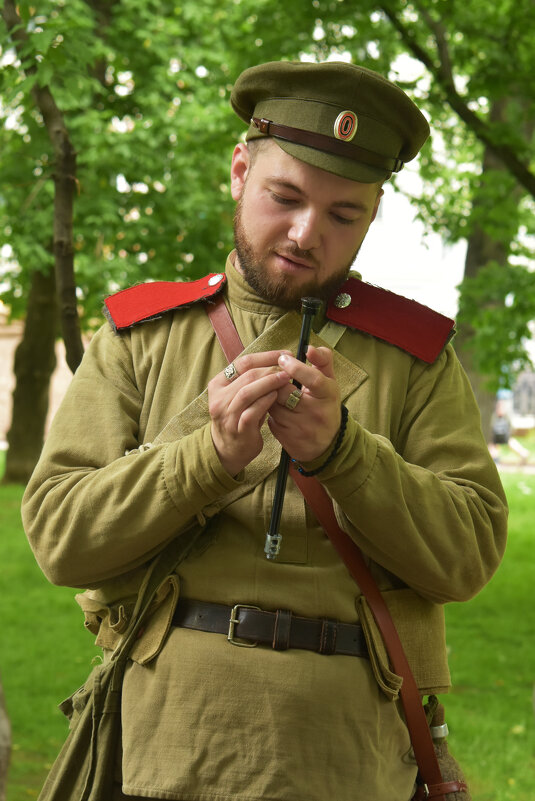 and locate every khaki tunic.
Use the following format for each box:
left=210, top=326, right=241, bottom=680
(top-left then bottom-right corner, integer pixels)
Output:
left=22, top=257, right=507, bottom=801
